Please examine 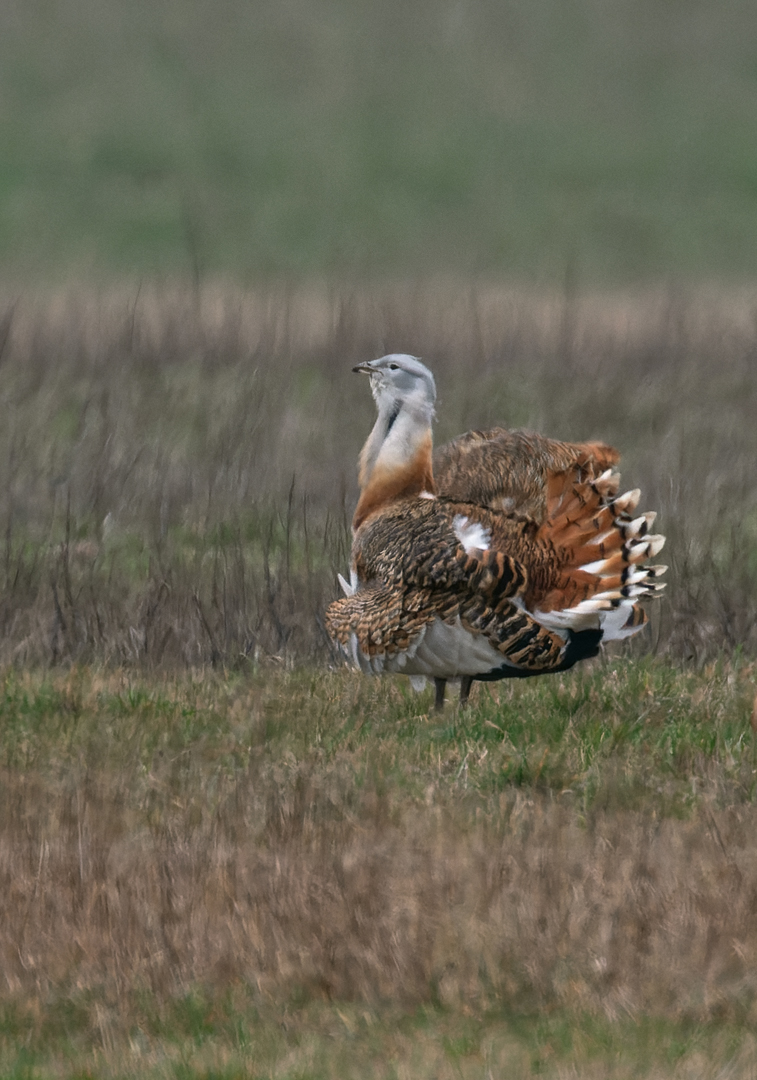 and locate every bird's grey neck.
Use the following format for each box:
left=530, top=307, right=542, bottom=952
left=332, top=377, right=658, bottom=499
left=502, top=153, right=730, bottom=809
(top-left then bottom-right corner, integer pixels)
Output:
left=358, top=397, right=433, bottom=490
